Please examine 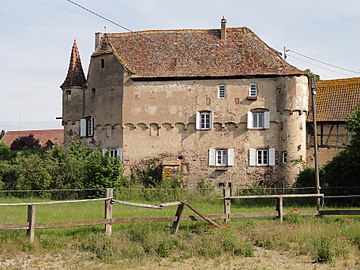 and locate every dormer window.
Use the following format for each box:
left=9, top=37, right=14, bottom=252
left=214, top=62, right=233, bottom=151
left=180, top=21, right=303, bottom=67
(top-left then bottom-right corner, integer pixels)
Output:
left=248, top=83, right=258, bottom=99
